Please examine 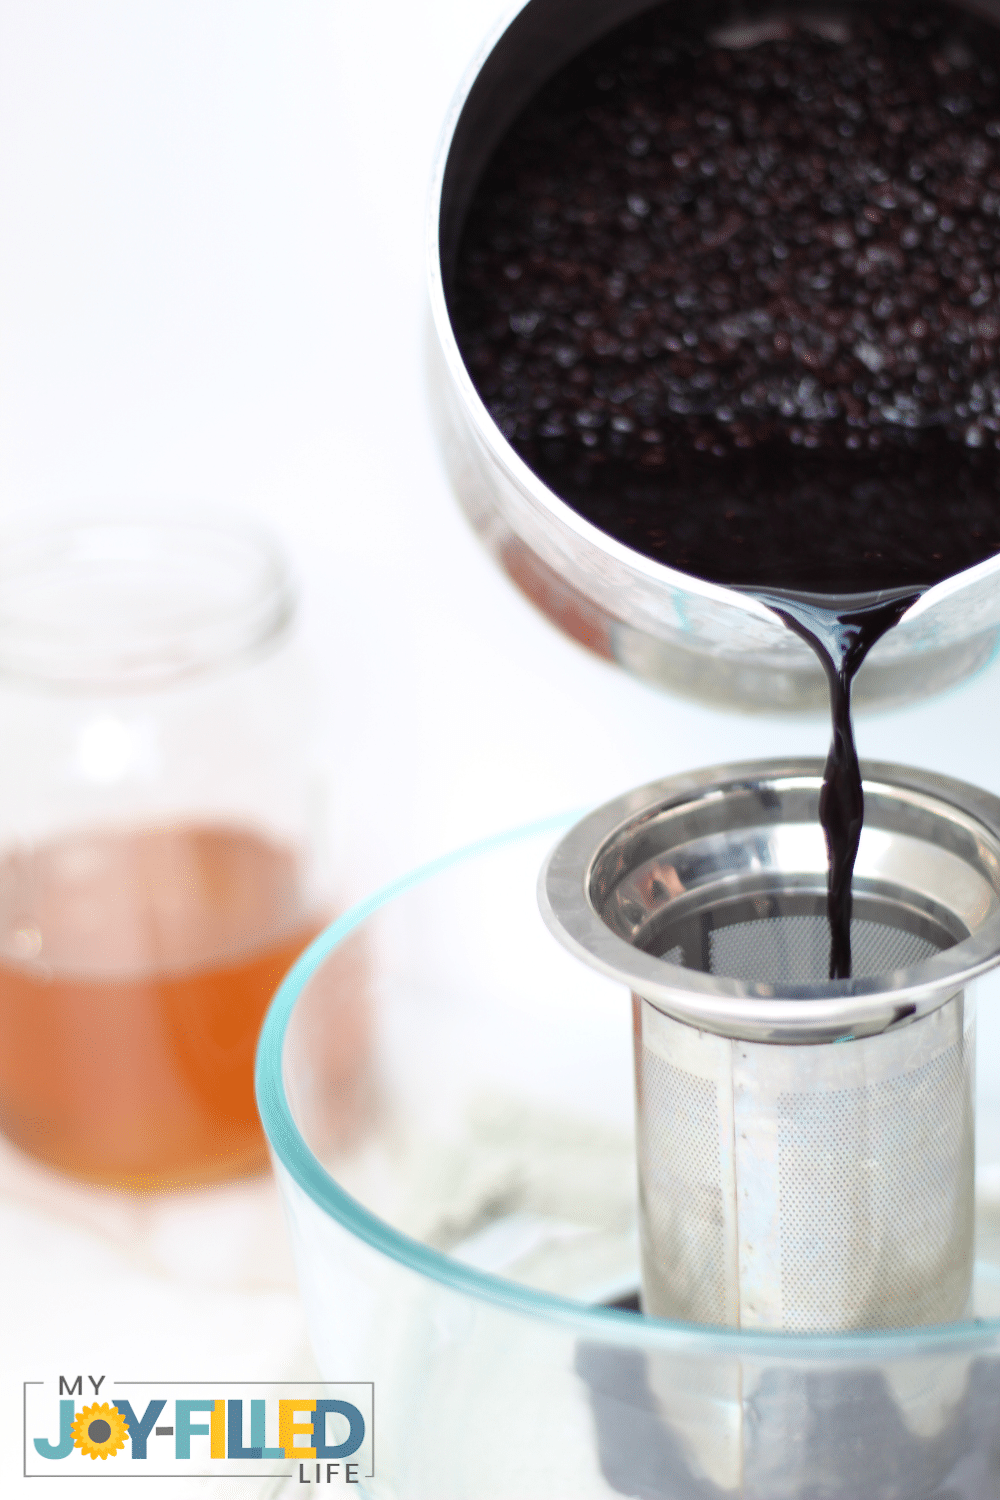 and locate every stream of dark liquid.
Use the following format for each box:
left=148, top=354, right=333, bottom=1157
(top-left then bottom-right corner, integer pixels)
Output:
left=756, top=593, right=920, bottom=977
left=451, top=0, right=1000, bottom=980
